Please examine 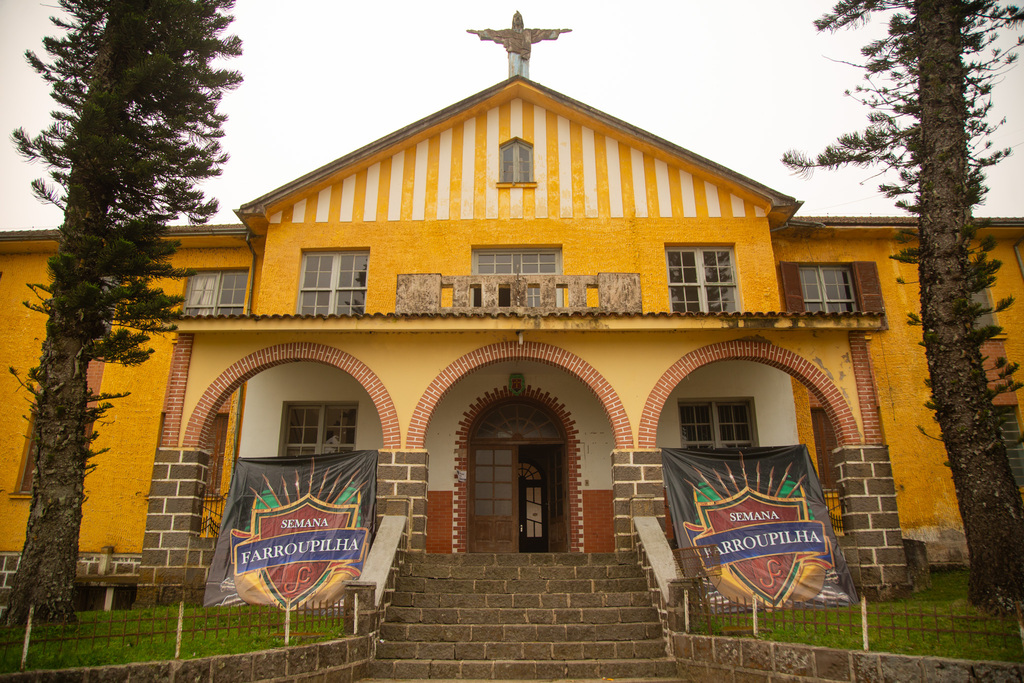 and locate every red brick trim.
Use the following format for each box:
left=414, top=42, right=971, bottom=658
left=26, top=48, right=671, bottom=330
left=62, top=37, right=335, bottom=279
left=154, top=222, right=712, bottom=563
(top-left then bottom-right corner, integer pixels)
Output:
left=406, top=341, right=631, bottom=450
left=180, top=342, right=400, bottom=450
left=848, top=331, right=883, bottom=443
left=450, top=386, right=583, bottom=553
left=582, top=490, right=614, bottom=552
left=982, top=340, right=1019, bottom=406
left=638, top=340, right=862, bottom=449
left=160, top=334, right=193, bottom=448
left=426, top=490, right=454, bottom=553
